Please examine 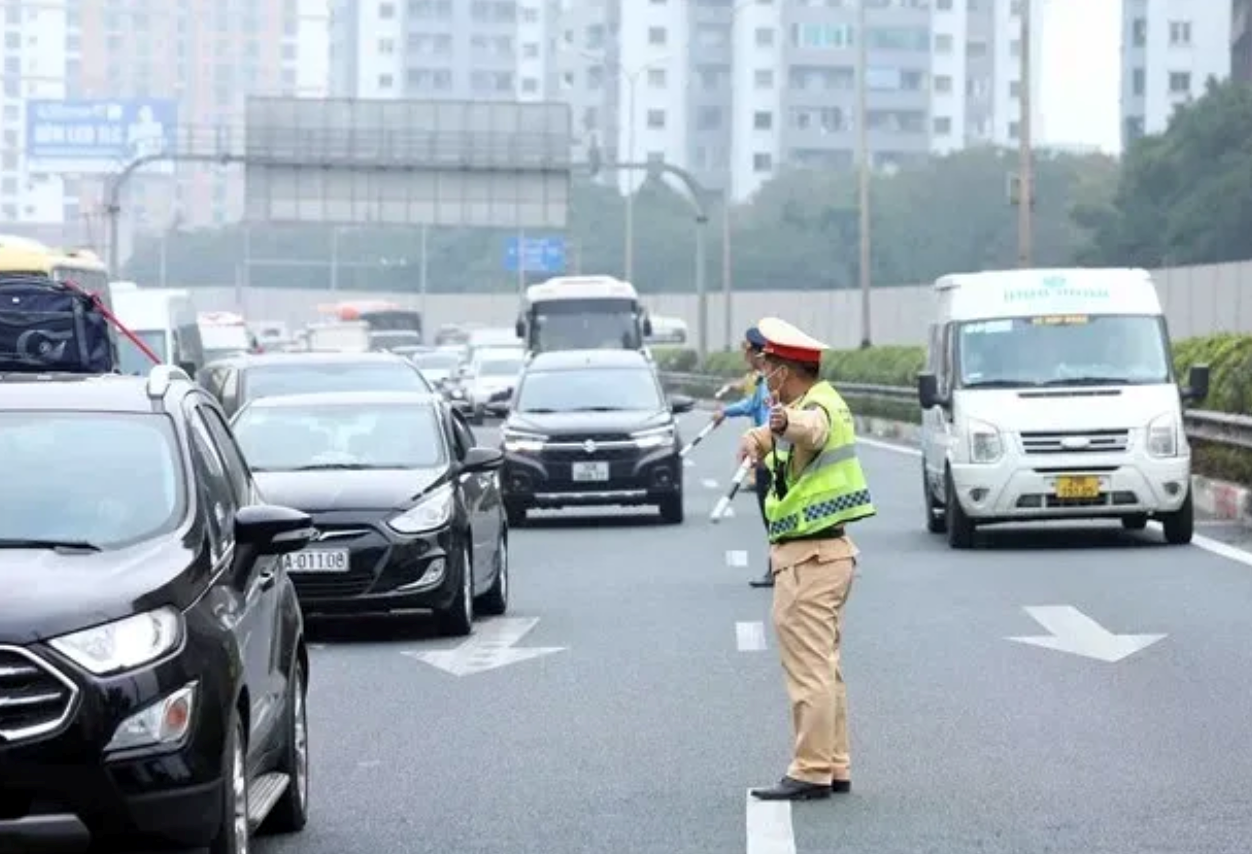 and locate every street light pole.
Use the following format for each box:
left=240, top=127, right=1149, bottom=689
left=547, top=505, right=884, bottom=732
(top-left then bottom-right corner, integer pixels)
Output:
left=625, top=73, right=637, bottom=284
left=1017, top=0, right=1034, bottom=267
left=856, top=0, right=872, bottom=349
